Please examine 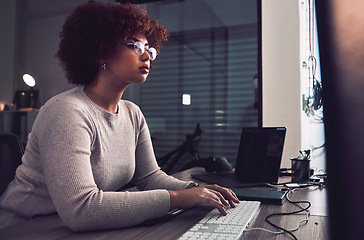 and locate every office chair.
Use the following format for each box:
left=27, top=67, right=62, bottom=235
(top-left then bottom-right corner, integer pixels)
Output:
left=0, top=133, right=24, bottom=196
